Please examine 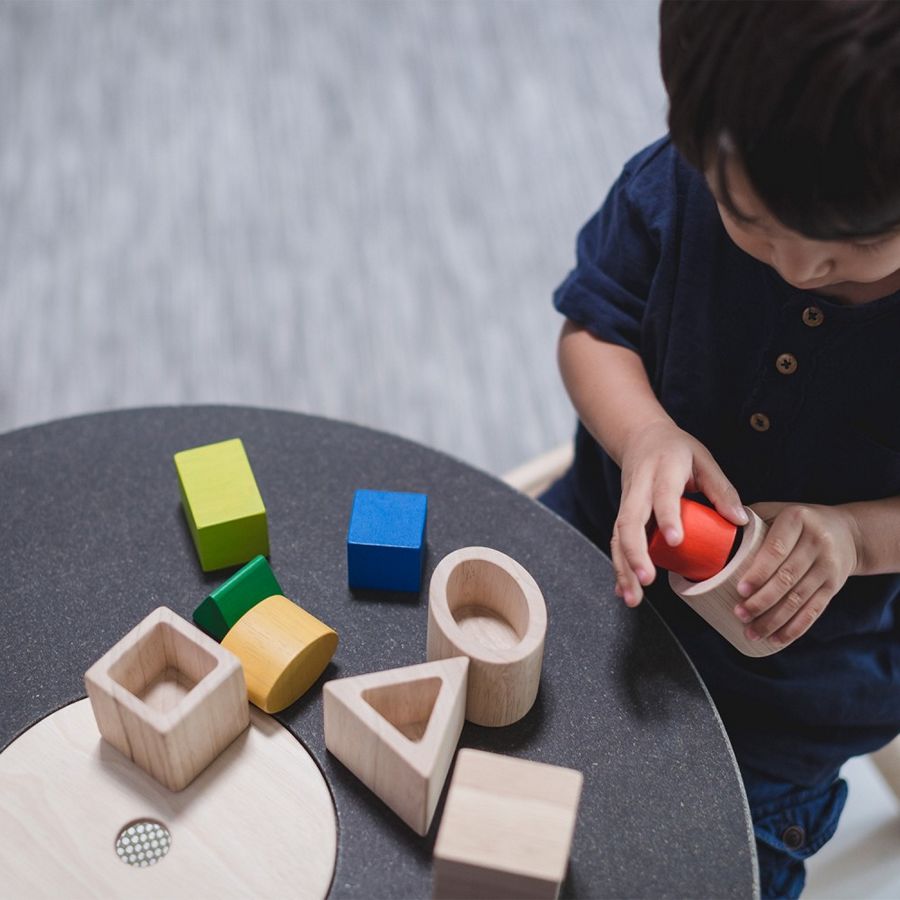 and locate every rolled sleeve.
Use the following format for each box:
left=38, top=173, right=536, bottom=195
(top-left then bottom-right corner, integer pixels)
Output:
left=553, top=165, right=662, bottom=354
